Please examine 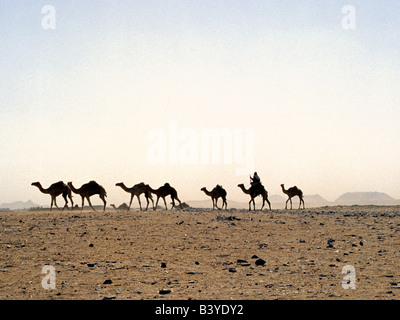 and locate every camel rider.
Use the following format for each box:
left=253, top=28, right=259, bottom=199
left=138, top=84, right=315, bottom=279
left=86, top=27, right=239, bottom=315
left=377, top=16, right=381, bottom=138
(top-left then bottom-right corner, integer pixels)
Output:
left=250, top=172, right=261, bottom=187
